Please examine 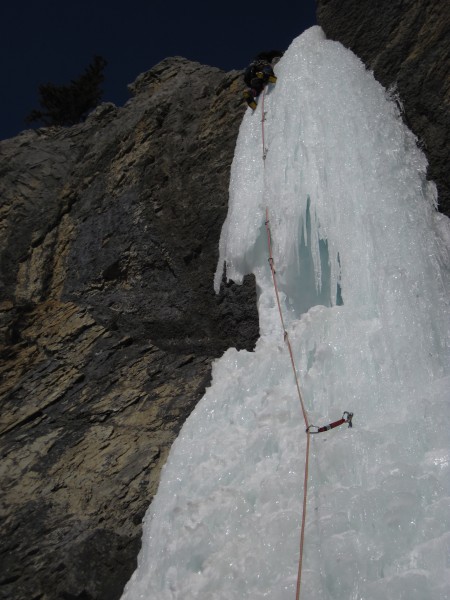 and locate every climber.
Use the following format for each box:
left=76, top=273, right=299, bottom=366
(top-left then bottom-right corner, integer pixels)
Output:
left=243, top=50, right=284, bottom=110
